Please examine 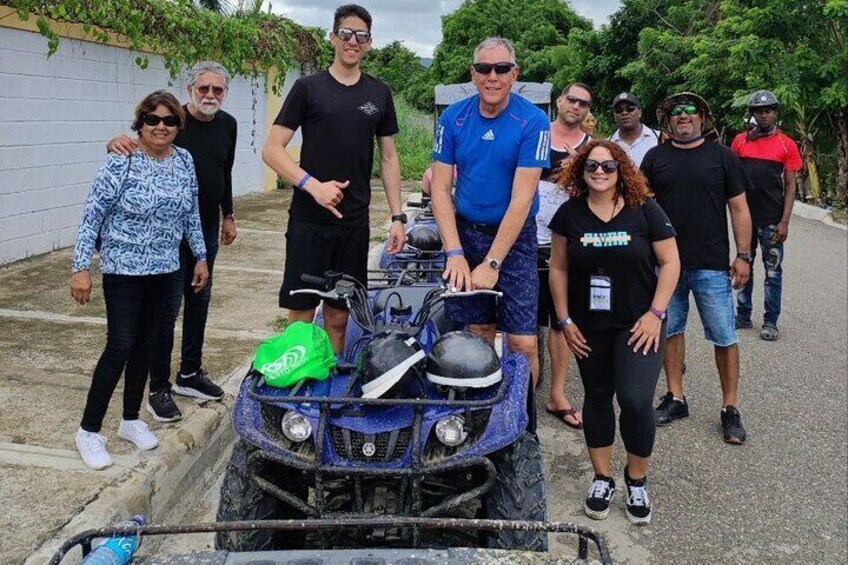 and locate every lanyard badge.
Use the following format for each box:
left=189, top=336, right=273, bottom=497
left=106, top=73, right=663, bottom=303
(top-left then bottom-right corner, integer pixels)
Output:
left=589, top=275, right=612, bottom=312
